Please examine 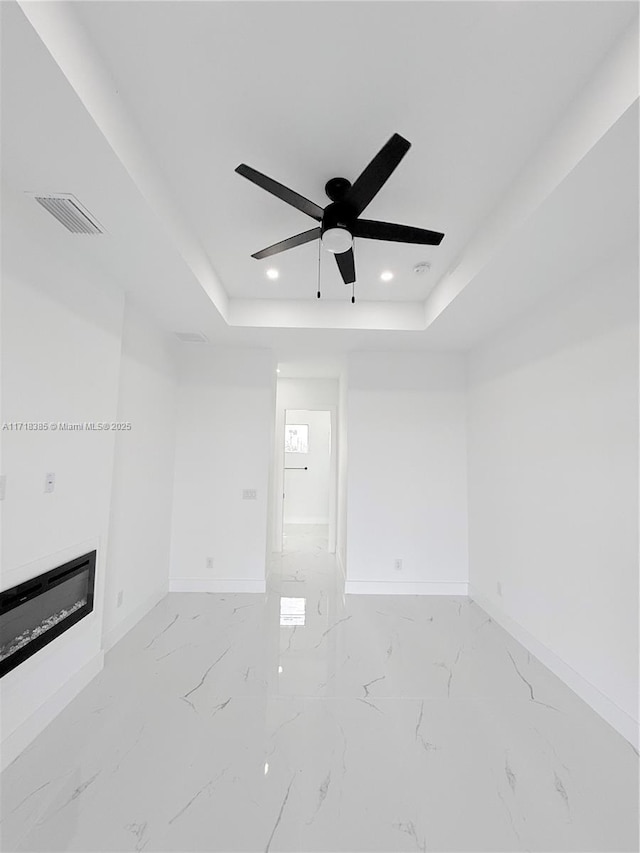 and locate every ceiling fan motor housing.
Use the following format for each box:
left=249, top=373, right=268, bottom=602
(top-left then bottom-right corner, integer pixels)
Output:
left=321, top=200, right=354, bottom=254
left=324, top=176, right=352, bottom=202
